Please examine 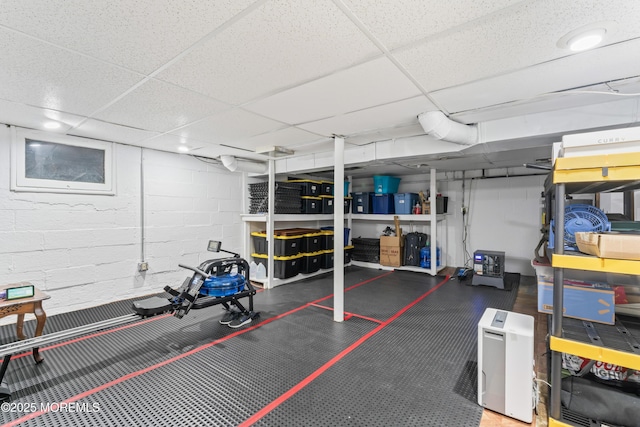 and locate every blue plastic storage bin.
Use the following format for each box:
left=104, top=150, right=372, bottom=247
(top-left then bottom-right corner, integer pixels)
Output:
left=372, top=194, right=394, bottom=214
left=373, top=175, right=401, bottom=194
left=394, top=193, right=419, bottom=214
